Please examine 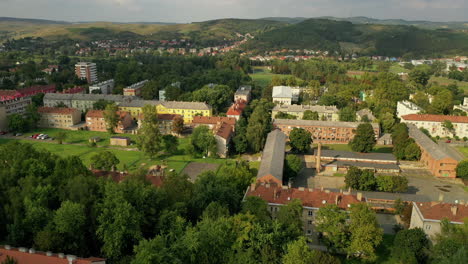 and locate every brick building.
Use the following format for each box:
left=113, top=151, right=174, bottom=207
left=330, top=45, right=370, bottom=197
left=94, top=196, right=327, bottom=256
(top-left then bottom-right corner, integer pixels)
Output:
left=137, top=113, right=180, bottom=134
left=407, top=124, right=460, bottom=178
left=0, top=245, right=105, bottom=264
left=192, top=116, right=237, bottom=158
left=226, top=99, right=247, bottom=120
left=0, top=85, right=56, bottom=102
left=401, top=114, right=468, bottom=138
left=75, top=62, right=98, bottom=84
left=273, top=119, right=380, bottom=144
left=89, top=79, right=114, bottom=94
left=256, top=130, right=287, bottom=186
left=86, top=110, right=133, bottom=133
left=123, top=80, right=148, bottom=97
left=38, top=107, right=81, bottom=129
